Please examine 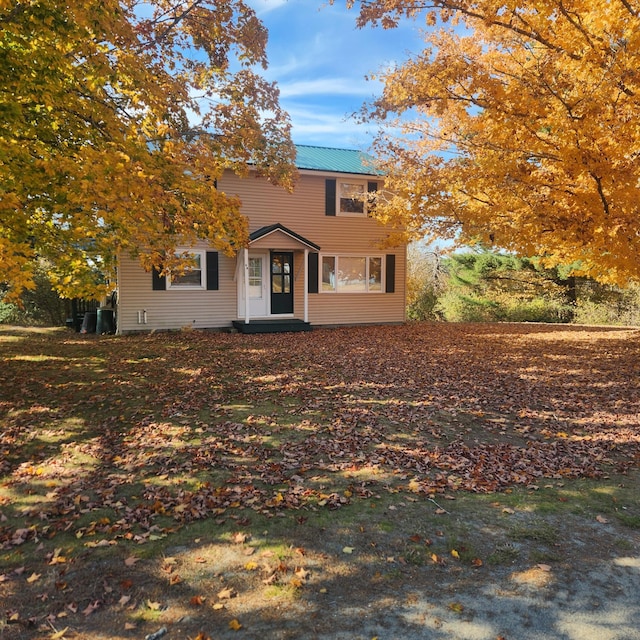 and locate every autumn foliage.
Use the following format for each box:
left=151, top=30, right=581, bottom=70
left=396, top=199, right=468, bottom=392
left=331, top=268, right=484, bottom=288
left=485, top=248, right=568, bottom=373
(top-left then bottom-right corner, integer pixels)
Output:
left=0, top=0, right=296, bottom=301
left=1, top=323, right=640, bottom=636
left=346, top=0, right=640, bottom=284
